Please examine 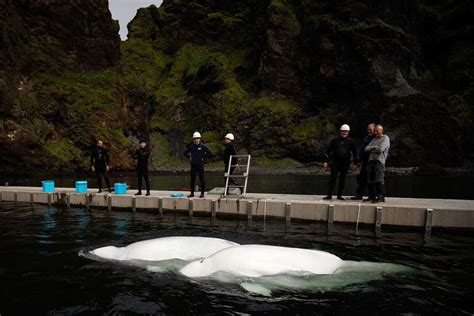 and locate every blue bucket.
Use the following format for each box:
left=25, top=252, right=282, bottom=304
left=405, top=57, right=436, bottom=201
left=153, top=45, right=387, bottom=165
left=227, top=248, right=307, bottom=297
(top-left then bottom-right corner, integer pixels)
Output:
left=42, top=180, right=55, bottom=193
left=75, top=181, right=87, bottom=193
left=114, top=183, right=127, bottom=195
